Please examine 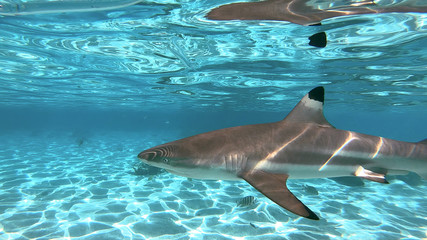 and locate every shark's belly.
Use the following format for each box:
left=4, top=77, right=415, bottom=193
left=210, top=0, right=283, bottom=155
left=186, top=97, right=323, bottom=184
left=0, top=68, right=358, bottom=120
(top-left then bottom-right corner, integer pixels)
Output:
left=252, top=155, right=363, bottom=179
left=285, top=164, right=359, bottom=179
left=167, top=167, right=241, bottom=181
